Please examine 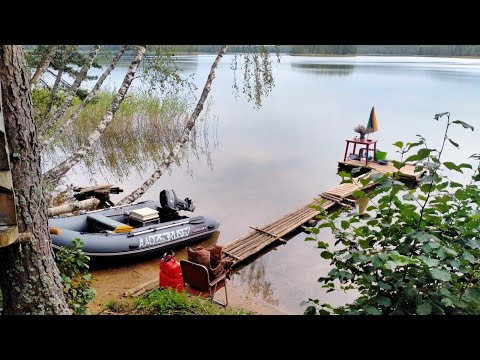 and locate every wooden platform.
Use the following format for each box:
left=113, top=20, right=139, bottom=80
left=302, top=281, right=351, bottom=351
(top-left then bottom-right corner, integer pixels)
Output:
left=222, top=173, right=374, bottom=267
left=338, top=159, right=425, bottom=183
